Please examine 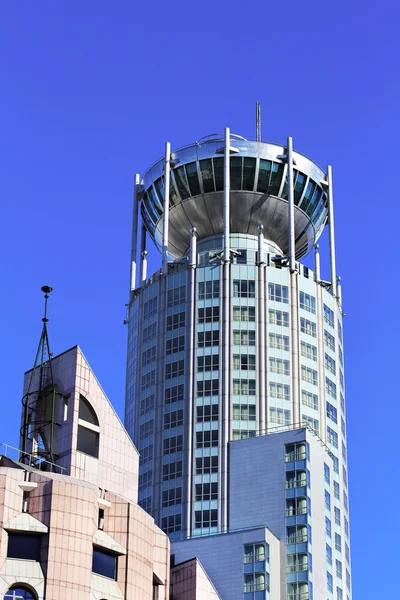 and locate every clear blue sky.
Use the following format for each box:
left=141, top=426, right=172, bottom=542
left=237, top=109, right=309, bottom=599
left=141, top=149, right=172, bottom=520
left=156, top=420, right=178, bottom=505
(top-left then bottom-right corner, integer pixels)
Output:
left=1, top=1, right=398, bottom=597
